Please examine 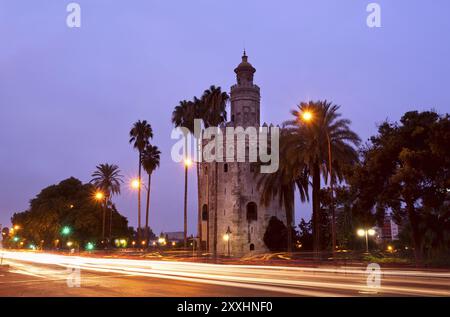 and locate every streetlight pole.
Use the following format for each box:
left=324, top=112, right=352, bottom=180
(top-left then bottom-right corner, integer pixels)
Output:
left=183, top=158, right=192, bottom=249
left=357, top=228, right=375, bottom=254
left=365, top=231, right=369, bottom=253
left=224, top=226, right=232, bottom=257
